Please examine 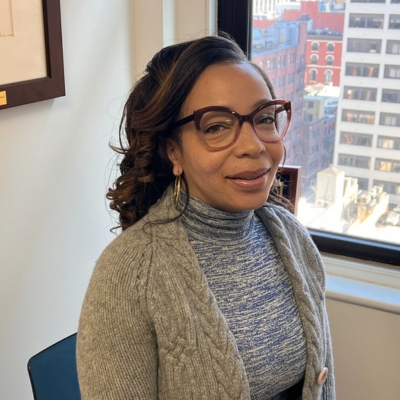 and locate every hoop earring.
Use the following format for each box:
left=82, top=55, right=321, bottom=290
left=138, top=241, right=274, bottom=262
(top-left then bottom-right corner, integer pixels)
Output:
left=173, top=174, right=182, bottom=207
